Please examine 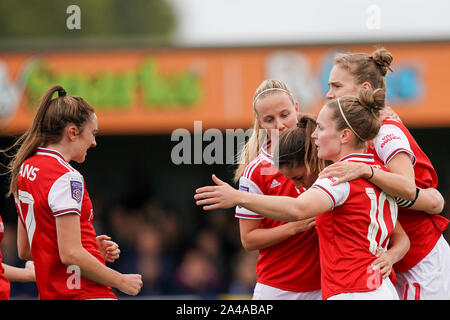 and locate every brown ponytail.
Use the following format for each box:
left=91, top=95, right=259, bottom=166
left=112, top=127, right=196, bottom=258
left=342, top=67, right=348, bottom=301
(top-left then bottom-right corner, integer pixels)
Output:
left=5, top=85, right=95, bottom=197
left=275, top=113, right=326, bottom=177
